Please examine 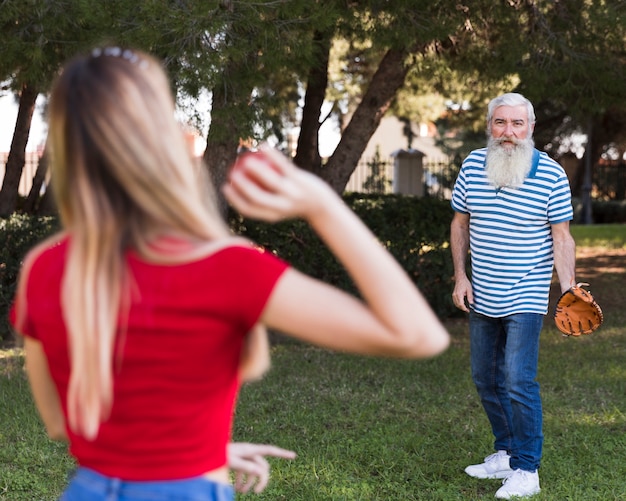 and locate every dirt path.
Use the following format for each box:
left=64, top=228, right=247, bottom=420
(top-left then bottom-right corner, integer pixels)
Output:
left=549, top=247, right=626, bottom=319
